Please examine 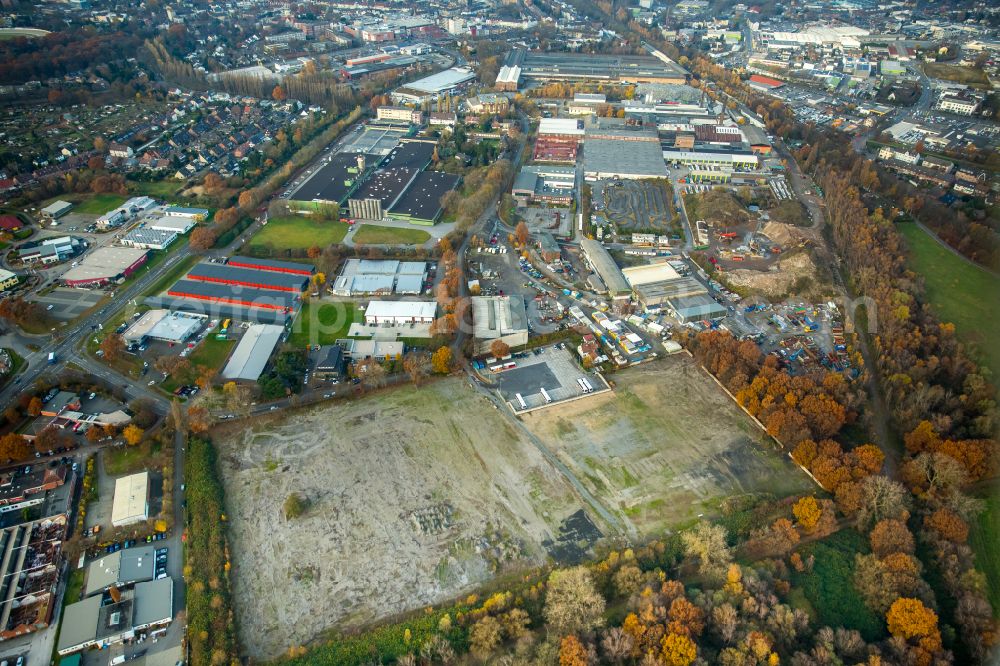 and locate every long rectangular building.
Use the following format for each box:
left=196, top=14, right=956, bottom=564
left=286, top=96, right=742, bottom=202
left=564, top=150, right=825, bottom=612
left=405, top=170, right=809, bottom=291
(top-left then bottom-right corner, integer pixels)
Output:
left=167, top=280, right=298, bottom=311
left=496, top=49, right=687, bottom=90
left=222, top=324, right=285, bottom=381
left=579, top=238, right=631, bottom=299
left=186, top=264, right=308, bottom=292
left=226, top=257, right=315, bottom=276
